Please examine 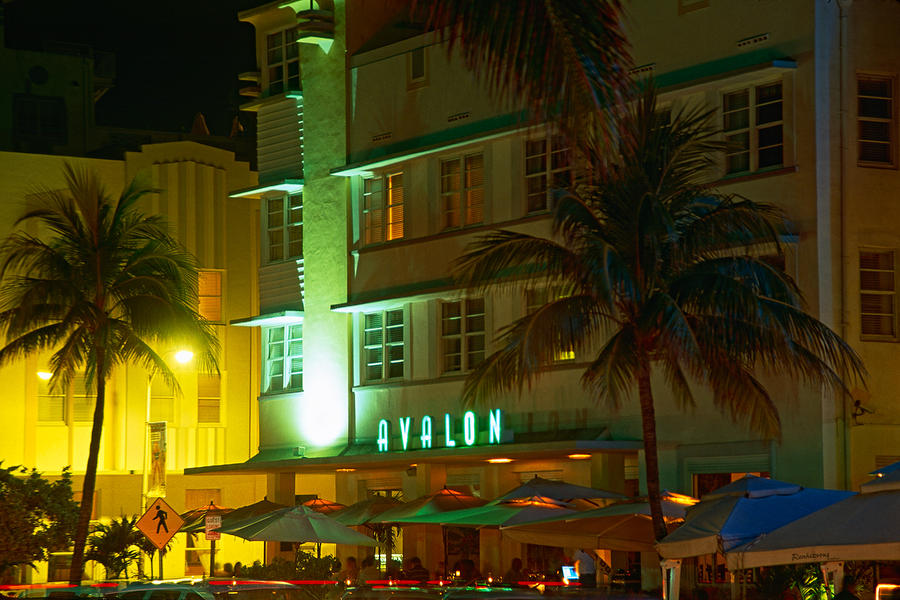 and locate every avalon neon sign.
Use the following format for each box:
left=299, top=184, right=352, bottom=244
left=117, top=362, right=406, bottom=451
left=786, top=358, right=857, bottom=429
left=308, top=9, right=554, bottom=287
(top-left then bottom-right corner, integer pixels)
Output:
left=377, top=409, right=502, bottom=452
